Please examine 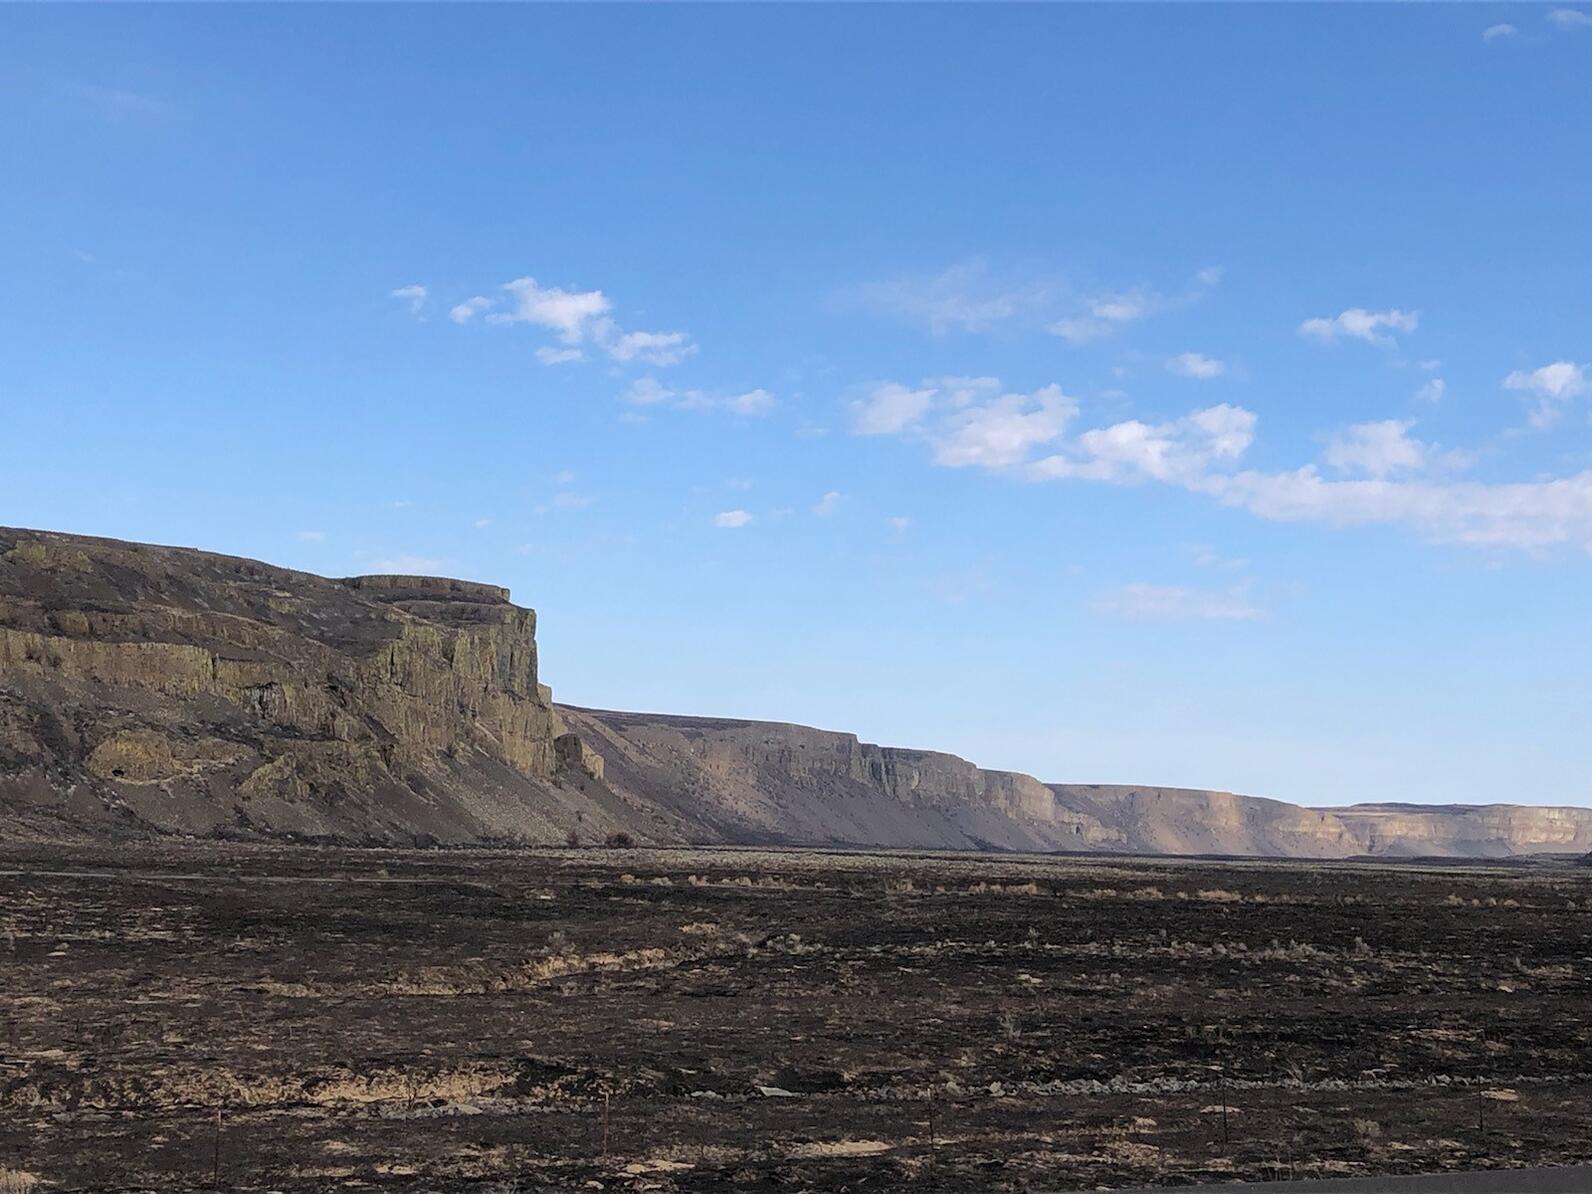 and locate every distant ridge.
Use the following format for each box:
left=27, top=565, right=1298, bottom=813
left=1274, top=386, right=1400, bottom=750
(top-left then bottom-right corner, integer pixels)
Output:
left=3, top=526, right=1590, bottom=858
